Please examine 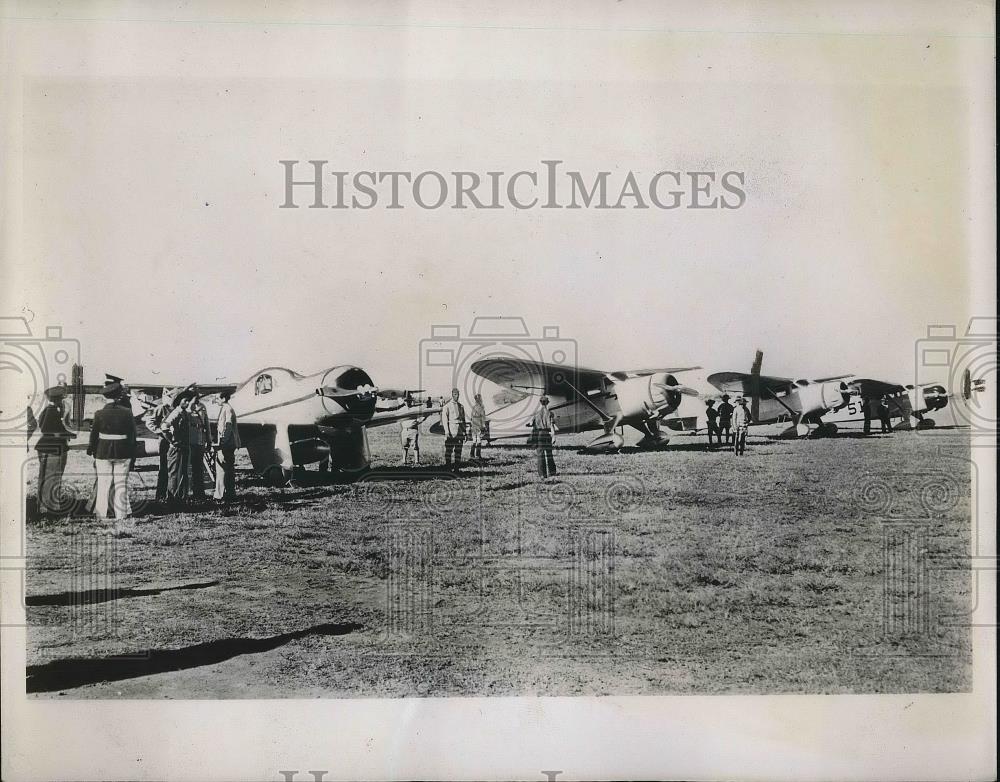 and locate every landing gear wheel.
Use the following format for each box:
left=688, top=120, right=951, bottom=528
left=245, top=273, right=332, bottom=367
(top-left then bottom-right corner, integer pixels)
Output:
left=263, top=466, right=289, bottom=488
